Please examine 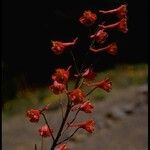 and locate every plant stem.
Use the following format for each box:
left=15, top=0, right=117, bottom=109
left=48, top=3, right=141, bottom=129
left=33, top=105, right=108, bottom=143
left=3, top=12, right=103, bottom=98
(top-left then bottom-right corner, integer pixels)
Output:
left=62, top=109, right=80, bottom=135
left=69, top=109, right=80, bottom=125
left=35, top=144, right=37, bottom=150
left=70, top=51, right=80, bottom=75
left=50, top=99, right=71, bottom=150
left=80, top=26, right=100, bottom=73
left=57, top=128, right=80, bottom=145
left=86, top=87, right=97, bottom=97
left=41, top=113, right=55, bottom=141
left=50, top=58, right=81, bottom=150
